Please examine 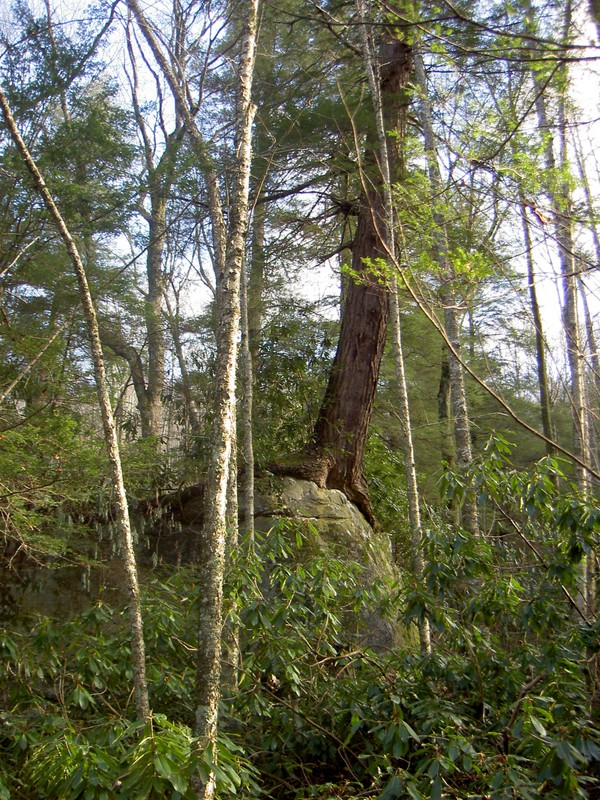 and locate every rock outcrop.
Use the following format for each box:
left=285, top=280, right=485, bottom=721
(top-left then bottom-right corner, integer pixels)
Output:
left=253, top=475, right=407, bottom=650
left=13, top=476, right=413, bottom=650
left=254, top=475, right=394, bottom=581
